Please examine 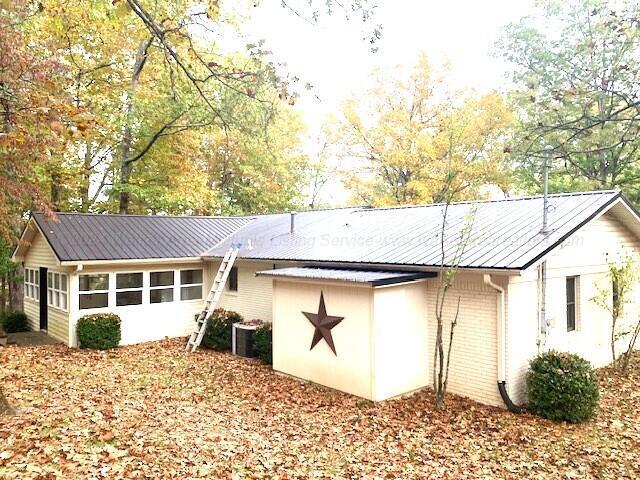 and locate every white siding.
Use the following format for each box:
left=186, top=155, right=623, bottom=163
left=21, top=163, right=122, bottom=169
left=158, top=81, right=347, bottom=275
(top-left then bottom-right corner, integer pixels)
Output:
left=272, top=279, right=374, bottom=399
left=507, top=210, right=640, bottom=404
left=425, top=273, right=502, bottom=407
left=217, top=260, right=275, bottom=322
left=22, top=231, right=71, bottom=343
left=372, top=281, right=430, bottom=401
